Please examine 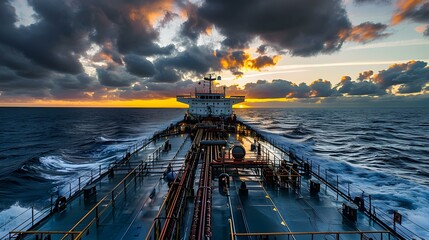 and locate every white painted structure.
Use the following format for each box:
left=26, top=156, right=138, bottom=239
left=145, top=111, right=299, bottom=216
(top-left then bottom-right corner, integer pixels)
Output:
left=176, top=74, right=245, bottom=117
